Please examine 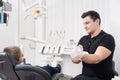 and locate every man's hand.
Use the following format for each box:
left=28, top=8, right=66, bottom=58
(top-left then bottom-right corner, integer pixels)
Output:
left=70, top=45, right=88, bottom=59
